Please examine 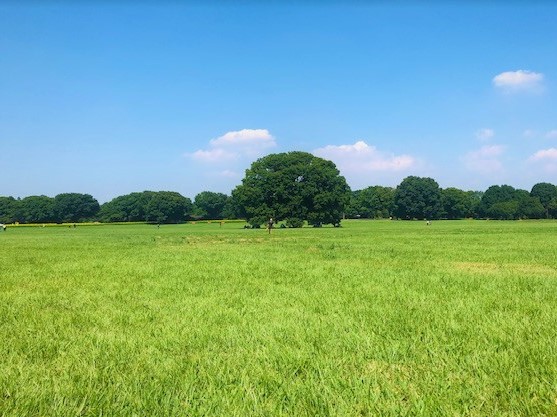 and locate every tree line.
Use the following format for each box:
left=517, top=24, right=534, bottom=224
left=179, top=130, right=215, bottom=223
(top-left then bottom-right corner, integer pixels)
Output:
left=1, top=152, right=557, bottom=225
left=346, top=178, right=557, bottom=221
left=0, top=191, right=234, bottom=224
